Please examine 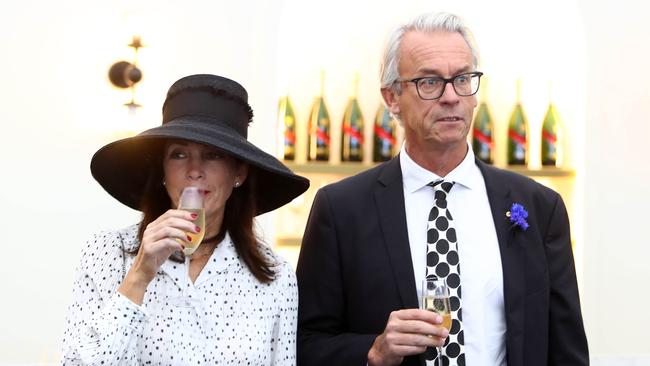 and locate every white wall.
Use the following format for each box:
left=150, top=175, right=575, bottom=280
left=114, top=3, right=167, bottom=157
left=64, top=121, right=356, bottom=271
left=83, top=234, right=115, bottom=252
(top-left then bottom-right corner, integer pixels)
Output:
left=0, top=0, right=647, bottom=363
left=579, top=0, right=650, bottom=358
